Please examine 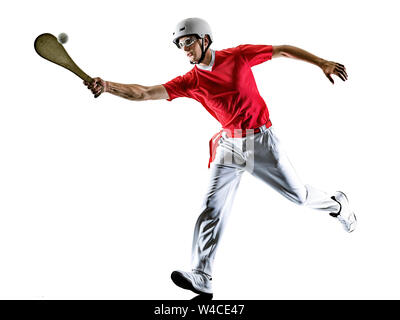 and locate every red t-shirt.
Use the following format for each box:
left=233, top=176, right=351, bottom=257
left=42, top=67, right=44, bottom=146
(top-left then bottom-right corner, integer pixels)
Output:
left=162, top=44, right=274, bottom=131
